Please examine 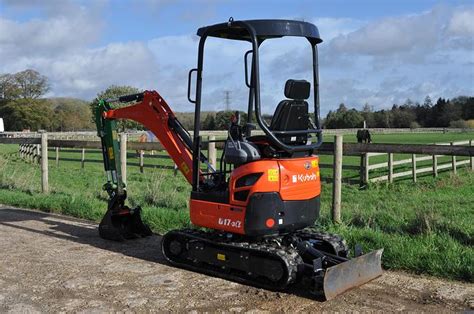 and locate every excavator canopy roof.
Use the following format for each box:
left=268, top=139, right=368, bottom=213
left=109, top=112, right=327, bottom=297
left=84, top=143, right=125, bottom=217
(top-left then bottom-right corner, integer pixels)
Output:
left=197, top=19, right=322, bottom=44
